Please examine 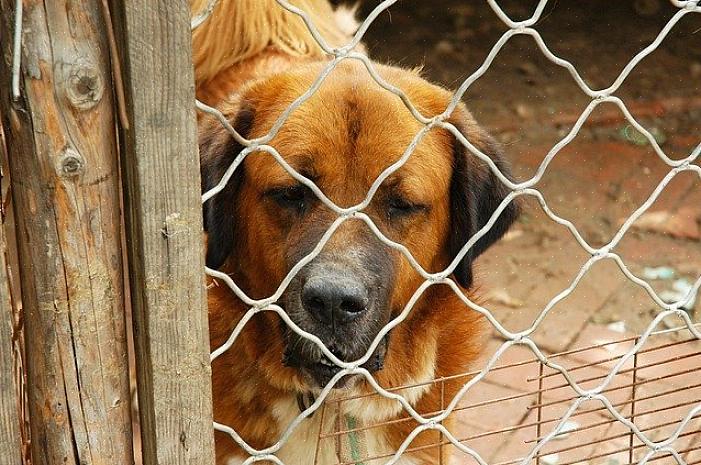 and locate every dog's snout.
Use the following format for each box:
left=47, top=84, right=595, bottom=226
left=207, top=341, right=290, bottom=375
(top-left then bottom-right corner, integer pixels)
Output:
left=301, top=276, right=369, bottom=326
